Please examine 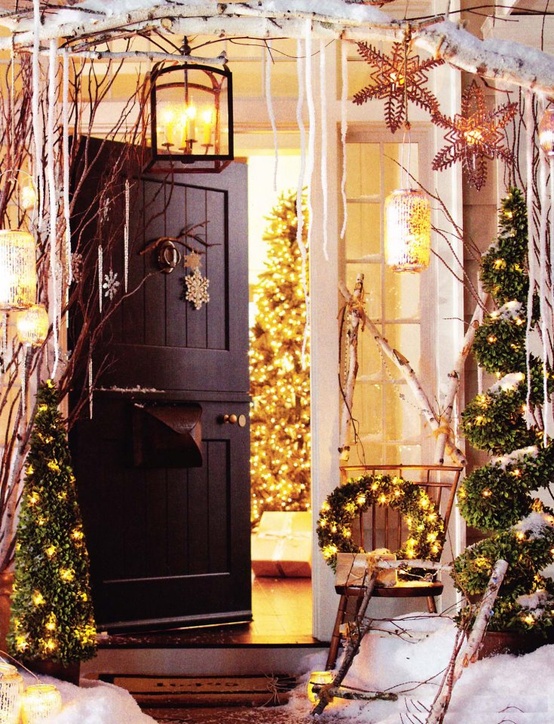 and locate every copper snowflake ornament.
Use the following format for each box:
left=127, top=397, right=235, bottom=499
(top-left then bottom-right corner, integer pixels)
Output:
left=353, top=41, right=443, bottom=133
left=432, top=81, right=518, bottom=190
